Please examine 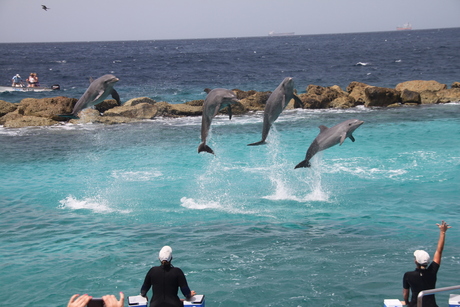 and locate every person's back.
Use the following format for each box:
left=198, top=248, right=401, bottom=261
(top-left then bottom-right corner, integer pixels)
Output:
left=402, top=221, right=451, bottom=307
left=145, top=265, right=187, bottom=307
